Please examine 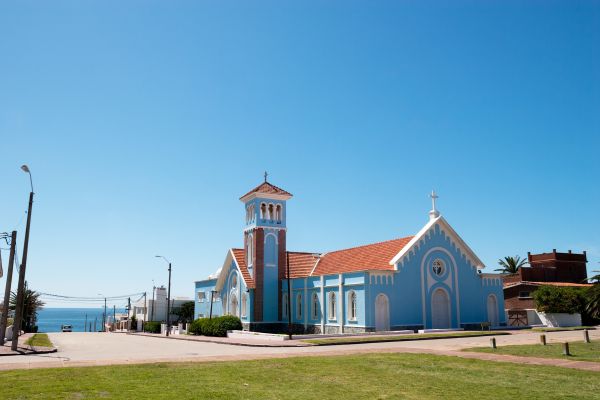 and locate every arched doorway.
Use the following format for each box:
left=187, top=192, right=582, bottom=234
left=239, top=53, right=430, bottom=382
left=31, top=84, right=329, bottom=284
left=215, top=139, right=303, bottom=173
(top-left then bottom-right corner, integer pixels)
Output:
left=431, top=288, right=451, bottom=329
left=375, top=294, right=390, bottom=331
left=487, top=294, right=498, bottom=327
